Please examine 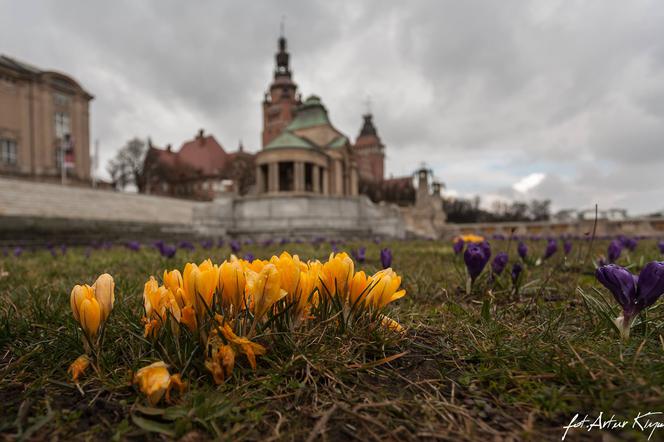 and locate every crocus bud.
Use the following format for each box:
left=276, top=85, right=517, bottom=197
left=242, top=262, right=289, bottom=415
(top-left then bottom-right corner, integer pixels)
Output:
left=380, top=248, right=393, bottom=269
left=511, top=262, right=523, bottom=285
left=93, top=273, right=115, bottom=322
left=464, top=244, right=489, bottom=281
left=453, top=239, right=464, bottom=255
left=658, top=240, right=664, bottom=254
left=563, top=241, right=572, bottom=255
left=491, top=252, right=509, bottom=275
left=543, top=240, right=557, bottom=260
left=596, top=264, right=637, bottom=311
left=517, top=242, right=528, bottom=260
left=79, top=297, right=101, bottom=337
left=607, top=240, right=622, bottom=263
